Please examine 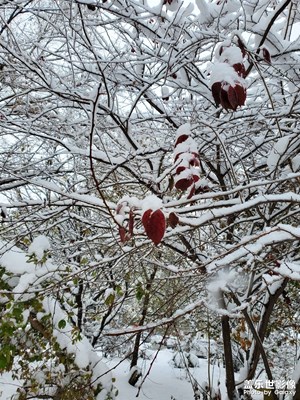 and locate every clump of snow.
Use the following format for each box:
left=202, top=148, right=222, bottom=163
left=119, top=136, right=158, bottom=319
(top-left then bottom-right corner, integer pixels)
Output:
left=174, top=167, right=192, bottom=182
left=195, top=0, right=218, bottom=23
left=0, top=242, right=36, bottom=275
left=218, top=45, right=244, bottom=65
left=141, top=194, right=163, bottom=212
left=267, top=136, right=290, bottom=172
left=174, top=137, right=198, bottom=159
left=207, top=269, right=237, bottom=295
left=262, top=274, right=284, bottom=295
left=172, top=351, right=189, bottom=368
left=292, top=360, right=300, bottom=384
left=13, top=273, right=37, bottom=301
left=207, top=269, right=239, bottom=313
left=161, top=86, right=170, bottom=99
left=210, top=62, right=244, bottom=87
left=273, top=261, right=300, bottom=281
left=28, top=235, right=51, bottom=260
left=175, top=122, right=191, bottom=140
